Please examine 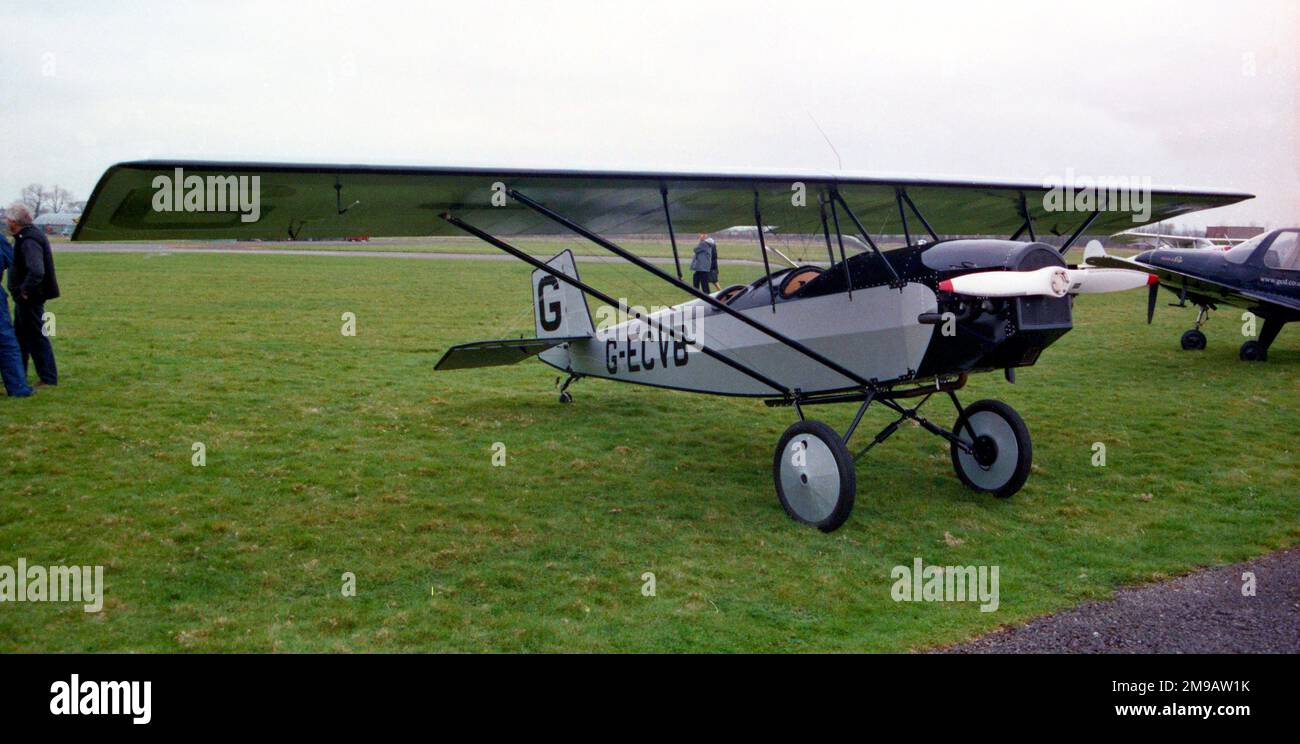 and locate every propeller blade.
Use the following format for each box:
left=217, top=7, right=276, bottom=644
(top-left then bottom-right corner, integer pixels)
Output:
left=1147, top=280, right=1159, bottom=324
left=1064, top=267, right=1157, bottom=294
left=937, top=267, right=1071, bottom=298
